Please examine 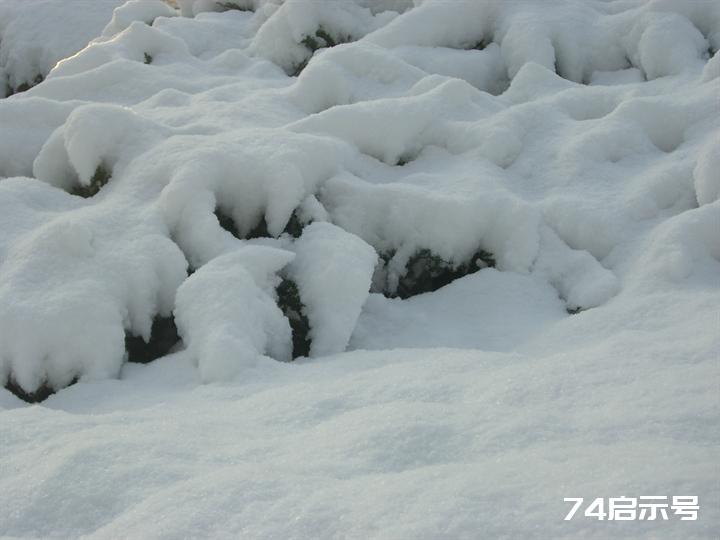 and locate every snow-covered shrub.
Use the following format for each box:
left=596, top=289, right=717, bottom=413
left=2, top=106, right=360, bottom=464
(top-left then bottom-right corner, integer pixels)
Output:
left=101, top=0, right=177, bottom=38
left=249, top=0, right=392, bottom=75
left=388, top=248, right=496, bottom=300
left=0, top=0, right=125, bottom=94
left=286, top=223, right=377, bottom=357
left=178, top=0, right=260, bottom=17
left=1, top=0, right=718, bottom=402
left=174, top=247, right=294, bottom=382
left=0, top=180, right=188, bottom=400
